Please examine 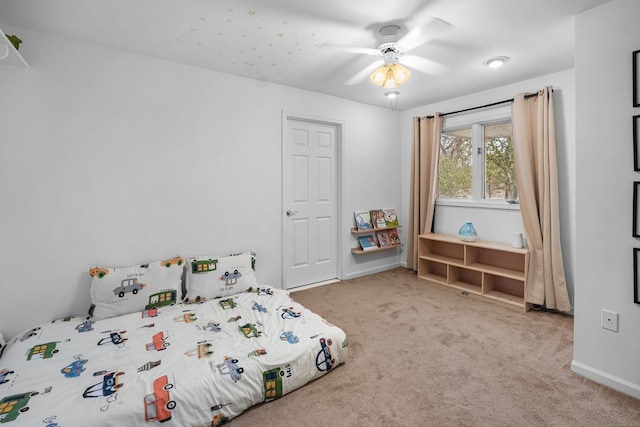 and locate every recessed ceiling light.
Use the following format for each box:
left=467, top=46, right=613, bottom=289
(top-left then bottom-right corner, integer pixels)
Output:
left=484, top=56, right=510, bottom=68
left=385, top=91, right=399, bottom=99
